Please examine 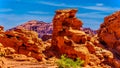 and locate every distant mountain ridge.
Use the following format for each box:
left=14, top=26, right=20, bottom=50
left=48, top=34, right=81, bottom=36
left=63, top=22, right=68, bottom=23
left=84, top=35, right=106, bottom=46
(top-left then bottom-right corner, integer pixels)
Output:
left=8, top=20, right=96, bottom=38
left=8, top=20, right=53, bottom=38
